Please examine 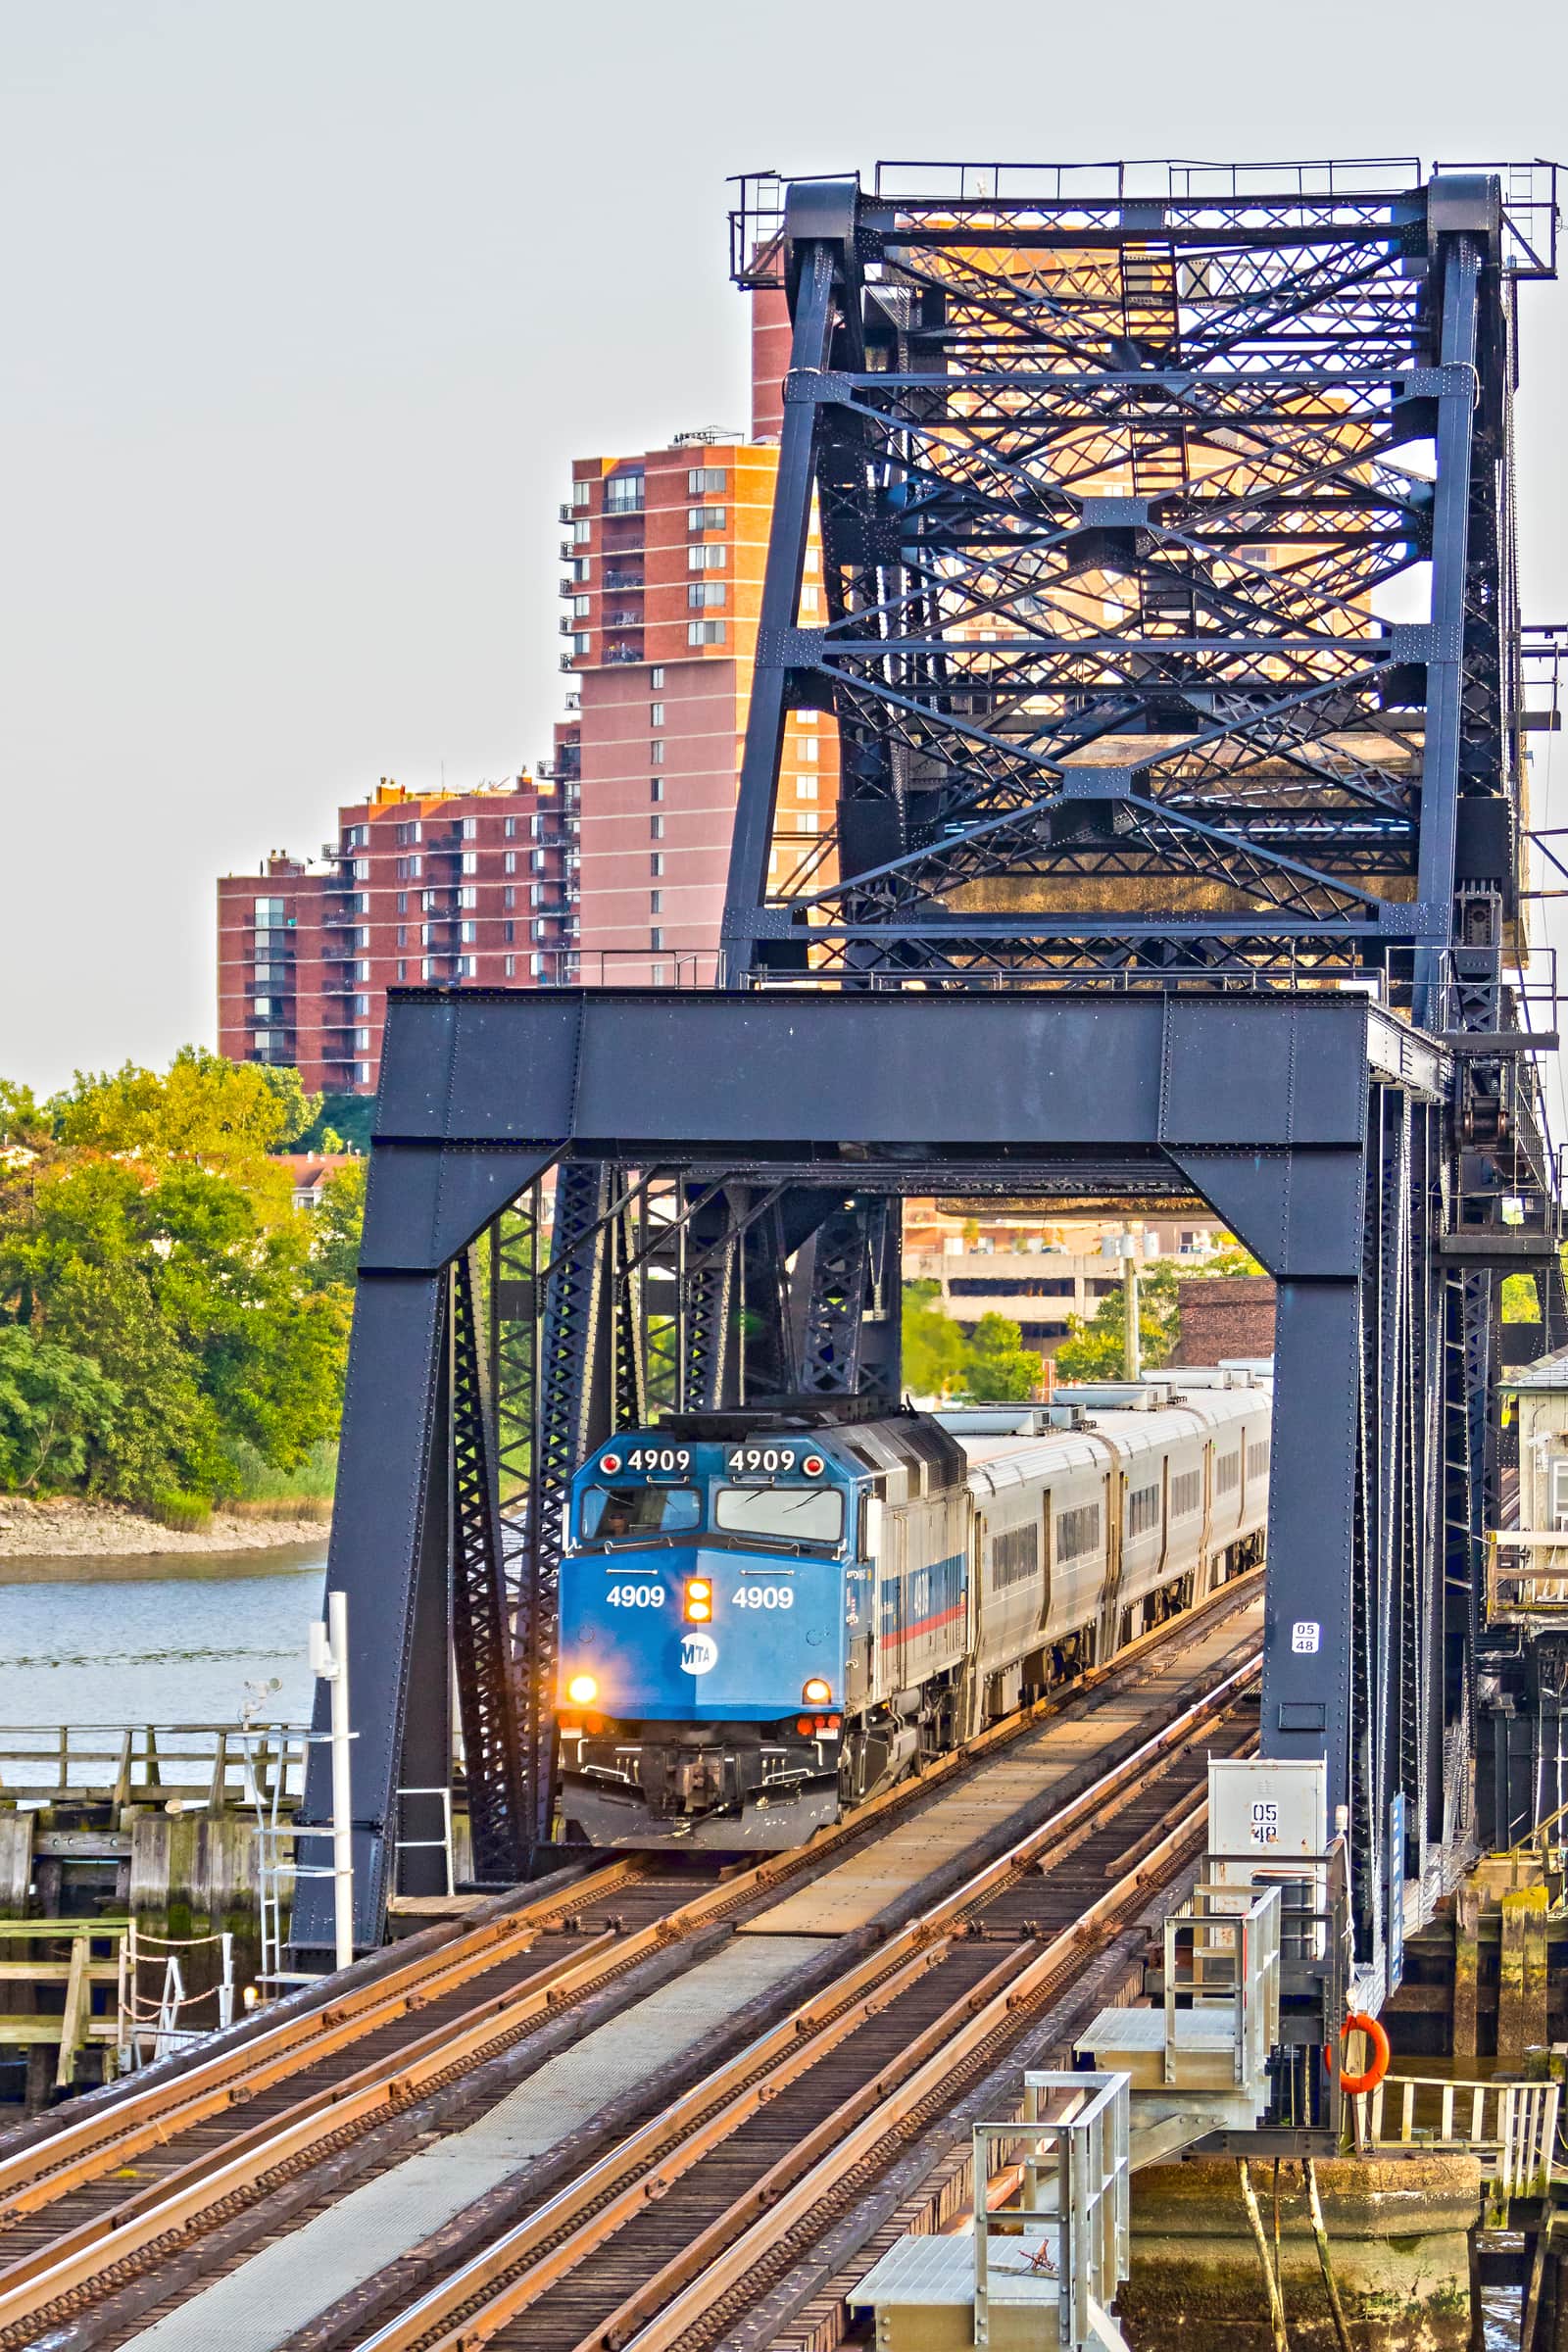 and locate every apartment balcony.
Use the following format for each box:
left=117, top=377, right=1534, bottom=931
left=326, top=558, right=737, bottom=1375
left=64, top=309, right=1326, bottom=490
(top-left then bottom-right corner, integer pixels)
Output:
left=602, top=491, right=645, bottom=518
left=602, top=570, right=644, bottom=593
left=558, top=502, right=575, bottom=524
left=605, top=640, right=643, bottom=664
left=560, top=653, right=581, bottom=672
left=603, top=607, right=643, bottom=628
